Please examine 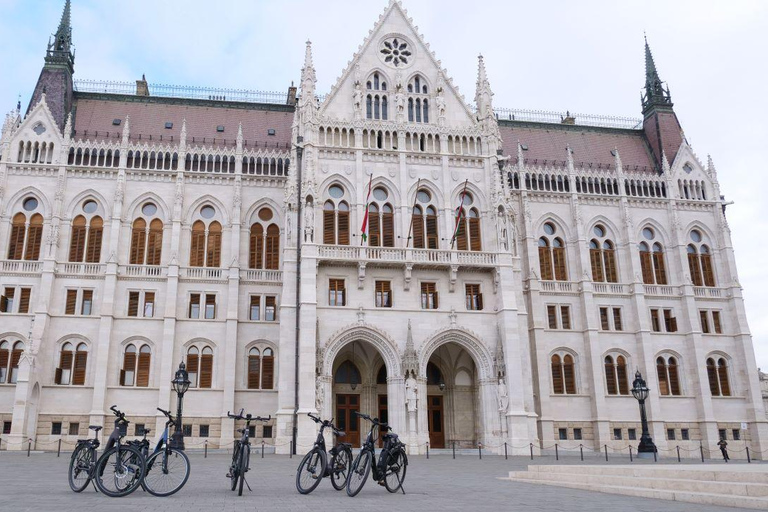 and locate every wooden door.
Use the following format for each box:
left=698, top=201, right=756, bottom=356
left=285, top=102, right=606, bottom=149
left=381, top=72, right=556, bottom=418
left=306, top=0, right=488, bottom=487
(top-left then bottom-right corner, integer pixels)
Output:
left=428, top=395, right=445, bottom=448
left=377, top=394, right=388, bottom=447
left=336, top=394, right=360, bottom=447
